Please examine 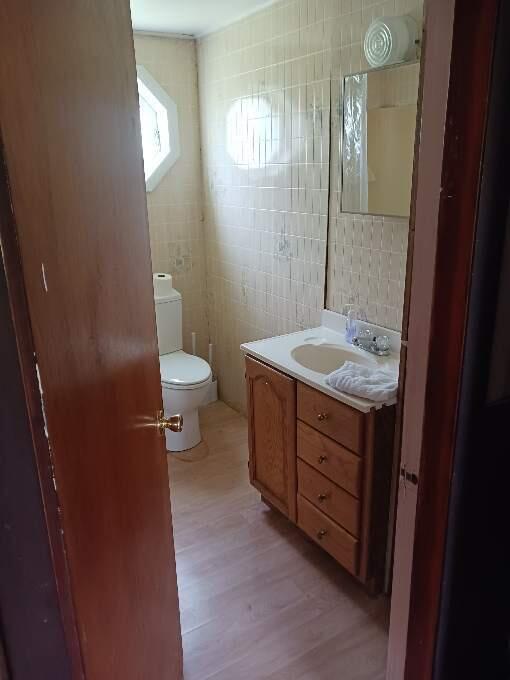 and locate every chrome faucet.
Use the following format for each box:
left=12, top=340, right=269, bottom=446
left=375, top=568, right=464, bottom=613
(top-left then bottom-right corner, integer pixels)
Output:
left=352, top=328, right=391, bottom=356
